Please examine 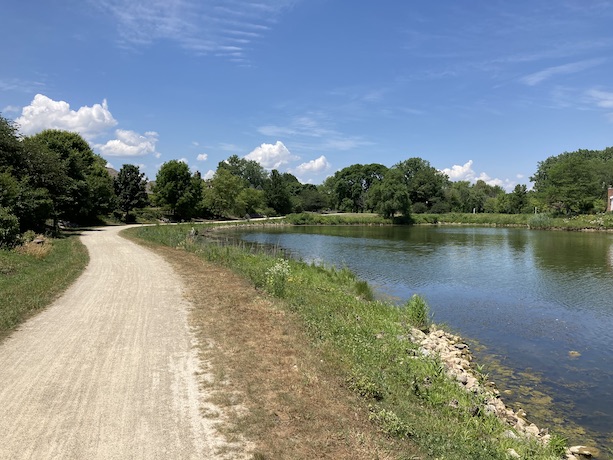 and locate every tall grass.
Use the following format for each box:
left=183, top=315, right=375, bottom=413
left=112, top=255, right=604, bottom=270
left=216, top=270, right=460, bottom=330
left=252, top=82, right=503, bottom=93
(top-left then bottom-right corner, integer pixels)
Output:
left=128, top=223, right=566, bottom=459
left=0, top=235, right=88, bottom=335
